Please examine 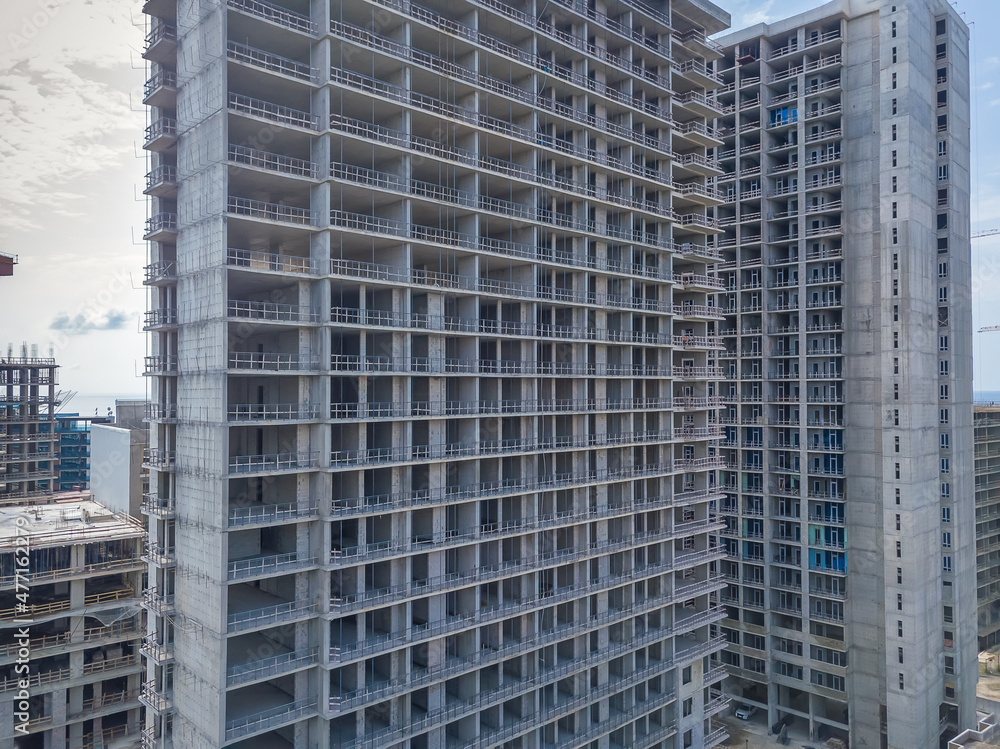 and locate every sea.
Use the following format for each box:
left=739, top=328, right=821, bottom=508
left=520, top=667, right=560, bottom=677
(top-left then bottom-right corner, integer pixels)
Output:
left=61, top=393, right=146, bottom=420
